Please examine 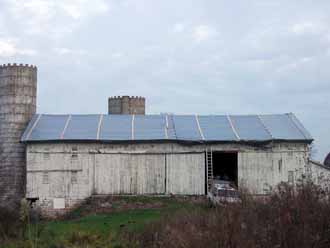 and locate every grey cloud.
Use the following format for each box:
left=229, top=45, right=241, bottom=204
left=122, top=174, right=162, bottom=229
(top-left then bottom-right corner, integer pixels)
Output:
left=0, top=0, right=329, bottom=161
